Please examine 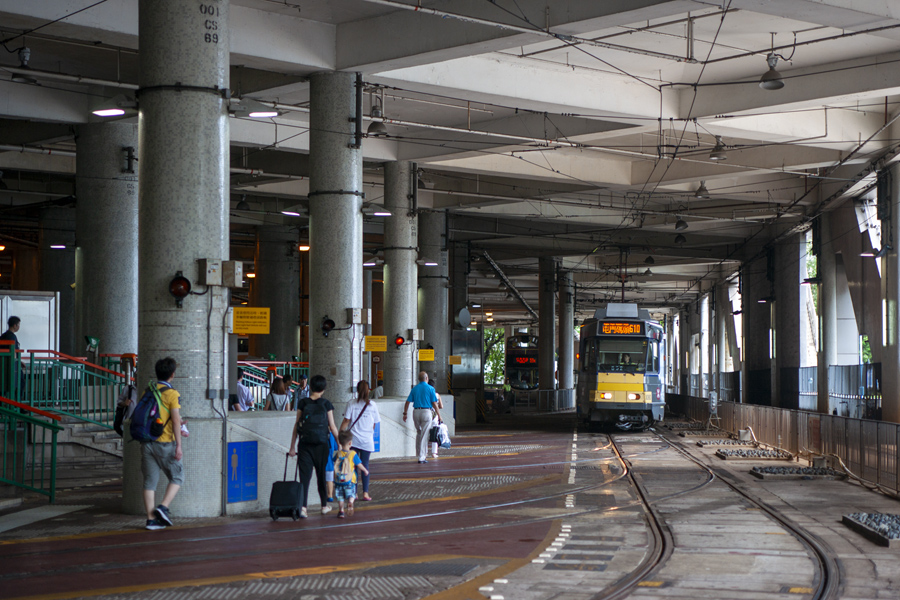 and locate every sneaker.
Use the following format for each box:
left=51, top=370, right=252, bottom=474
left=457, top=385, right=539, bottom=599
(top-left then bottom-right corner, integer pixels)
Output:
left=337, top=510, right=345, bottom=518
left=321, top=505, right=332, bottom=515
left=154, top=505, right=173, bottom=527
left=300, top=507, right=308, bottom=518
left=145, top=518, right=166, bottom=530
left=432, top=454, right=439, bottom=459
left=418, top=459, right=428, bottom=464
